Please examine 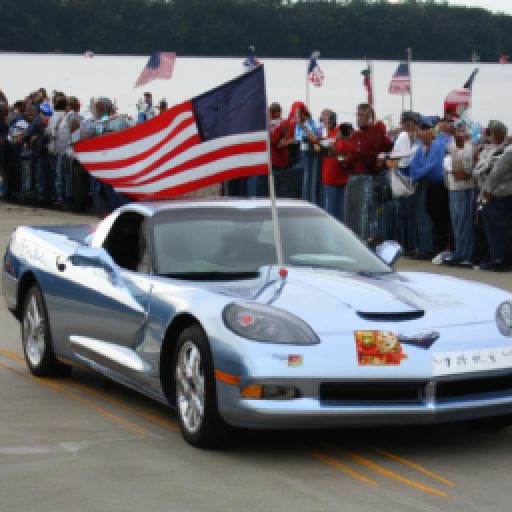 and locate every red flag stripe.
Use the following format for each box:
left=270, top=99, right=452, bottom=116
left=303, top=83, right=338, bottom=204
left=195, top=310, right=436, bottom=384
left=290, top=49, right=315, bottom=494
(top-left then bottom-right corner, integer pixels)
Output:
left=121, top=164, right=268, bottom=200
left=131, top=140, right=268, bottom=186
left=83, top=115, right=197, bottom=171
left=75, top=101, right=193, bottom=154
